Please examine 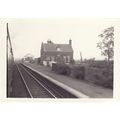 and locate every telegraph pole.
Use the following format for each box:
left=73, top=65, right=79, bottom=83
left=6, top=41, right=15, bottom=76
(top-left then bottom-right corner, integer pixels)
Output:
left=7, top=23, right=14, bottom=97
left=7, top=23, right=14, bottom=60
